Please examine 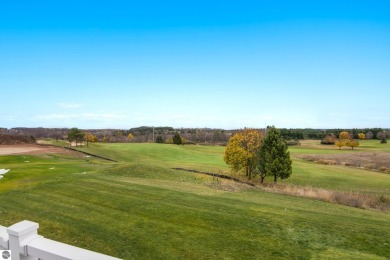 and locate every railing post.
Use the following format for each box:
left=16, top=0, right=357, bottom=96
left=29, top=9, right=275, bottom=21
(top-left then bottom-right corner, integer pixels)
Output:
left=7, top=221, right=41, bottom=260
left=0, top=225, right=9, bottom=250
